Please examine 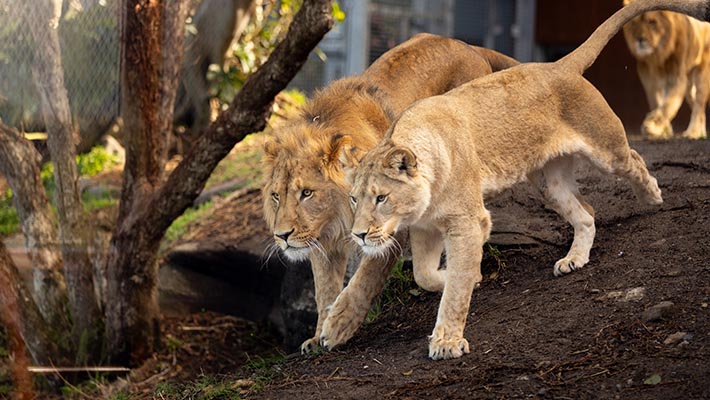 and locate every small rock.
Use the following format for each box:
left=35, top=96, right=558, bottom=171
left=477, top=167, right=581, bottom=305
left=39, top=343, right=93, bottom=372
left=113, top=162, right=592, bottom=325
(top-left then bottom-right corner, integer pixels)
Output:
left=642, top=301, right=675, bottom=322
left=663, top=331, right=687, bottom=345
left=649, top=238, right=667, bottom=247
left=701, top=302, right=708, bottom=309
left=596, top=287, right=645, bottom=302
